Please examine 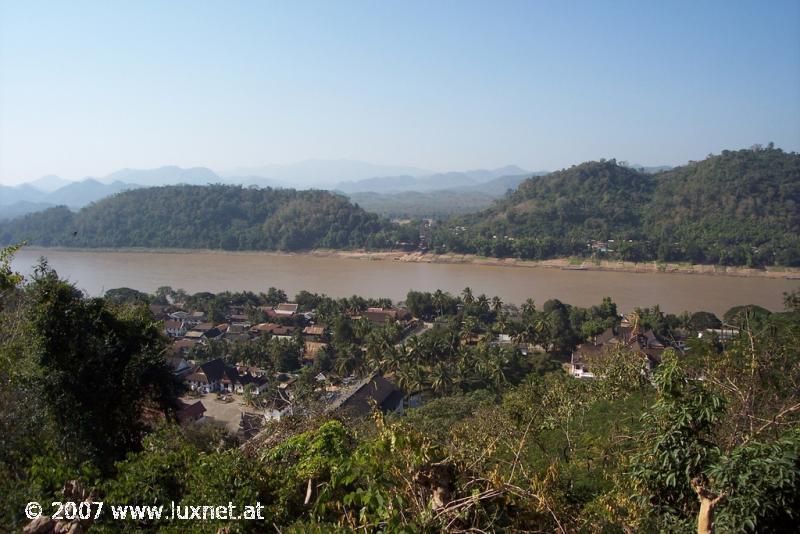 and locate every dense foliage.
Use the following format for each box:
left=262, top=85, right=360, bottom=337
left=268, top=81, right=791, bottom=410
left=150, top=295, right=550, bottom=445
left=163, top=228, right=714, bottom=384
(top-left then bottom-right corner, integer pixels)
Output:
left=429, top=147, right=800, bottom=266
left=0, top=185, right=410, bottom=251
left=0, top=254, right=177, bottom=528
left=1, top=259, right=799, bottom=530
